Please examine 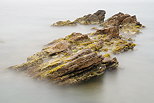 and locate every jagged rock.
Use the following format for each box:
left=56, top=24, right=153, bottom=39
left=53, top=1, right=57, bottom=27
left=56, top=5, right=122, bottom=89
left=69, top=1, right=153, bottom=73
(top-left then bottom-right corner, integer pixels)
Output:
left=66, top=32, right=90, bottom=43
left=52, top=20, right=77, bottom=26
left=102, top=12, right=144, bottom=34
left=94, top=26, right=119, bottom=38
left=8, top=12, right=144, bottom=86
left=43, top=40, right=71, bottom=55
left=102, top=12, right=137, bottom=27
left=74, top=10, right=106, bottom=25
left=8, top=26, right=138, bottom=85
left=9, top=48, right=118, bottom=86
left=9, top=29, right=121, bottom=85
left=52, top=10, right=106, bottom=26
